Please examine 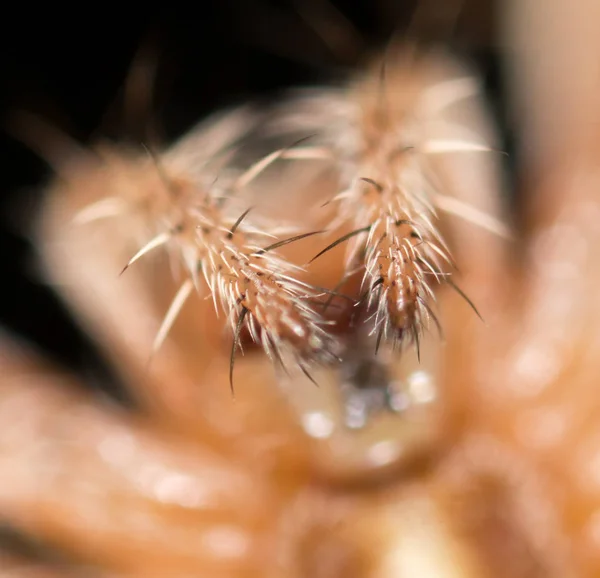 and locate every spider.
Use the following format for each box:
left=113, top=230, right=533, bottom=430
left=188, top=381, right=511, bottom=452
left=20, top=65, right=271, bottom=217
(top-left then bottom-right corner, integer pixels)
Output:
left=1, top=1, right=600, bottom=576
